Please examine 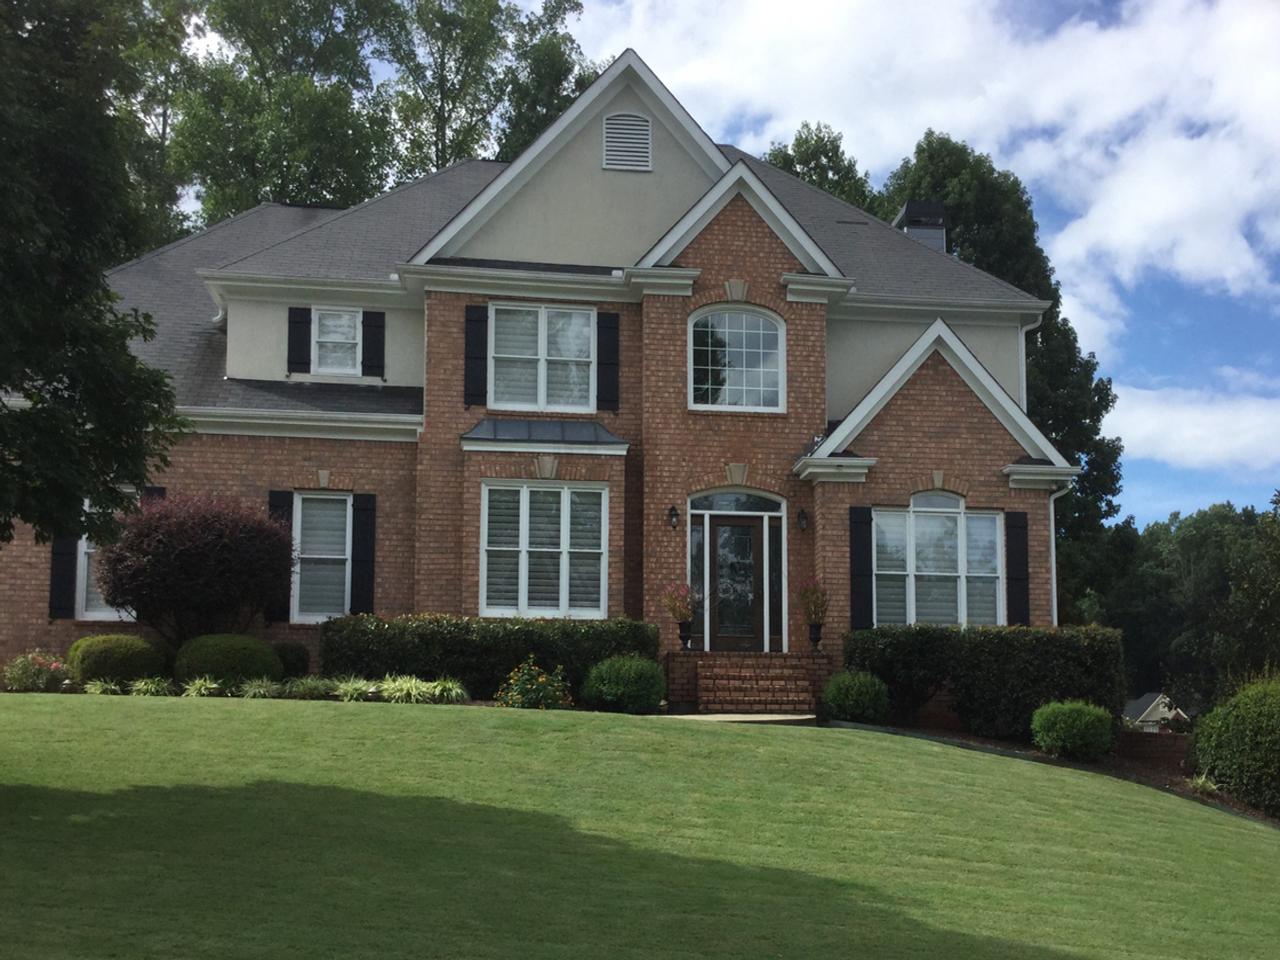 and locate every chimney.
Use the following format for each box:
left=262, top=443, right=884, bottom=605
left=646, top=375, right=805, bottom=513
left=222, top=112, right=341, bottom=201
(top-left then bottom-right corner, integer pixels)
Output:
left=892, top=200, right=947, bottom=253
